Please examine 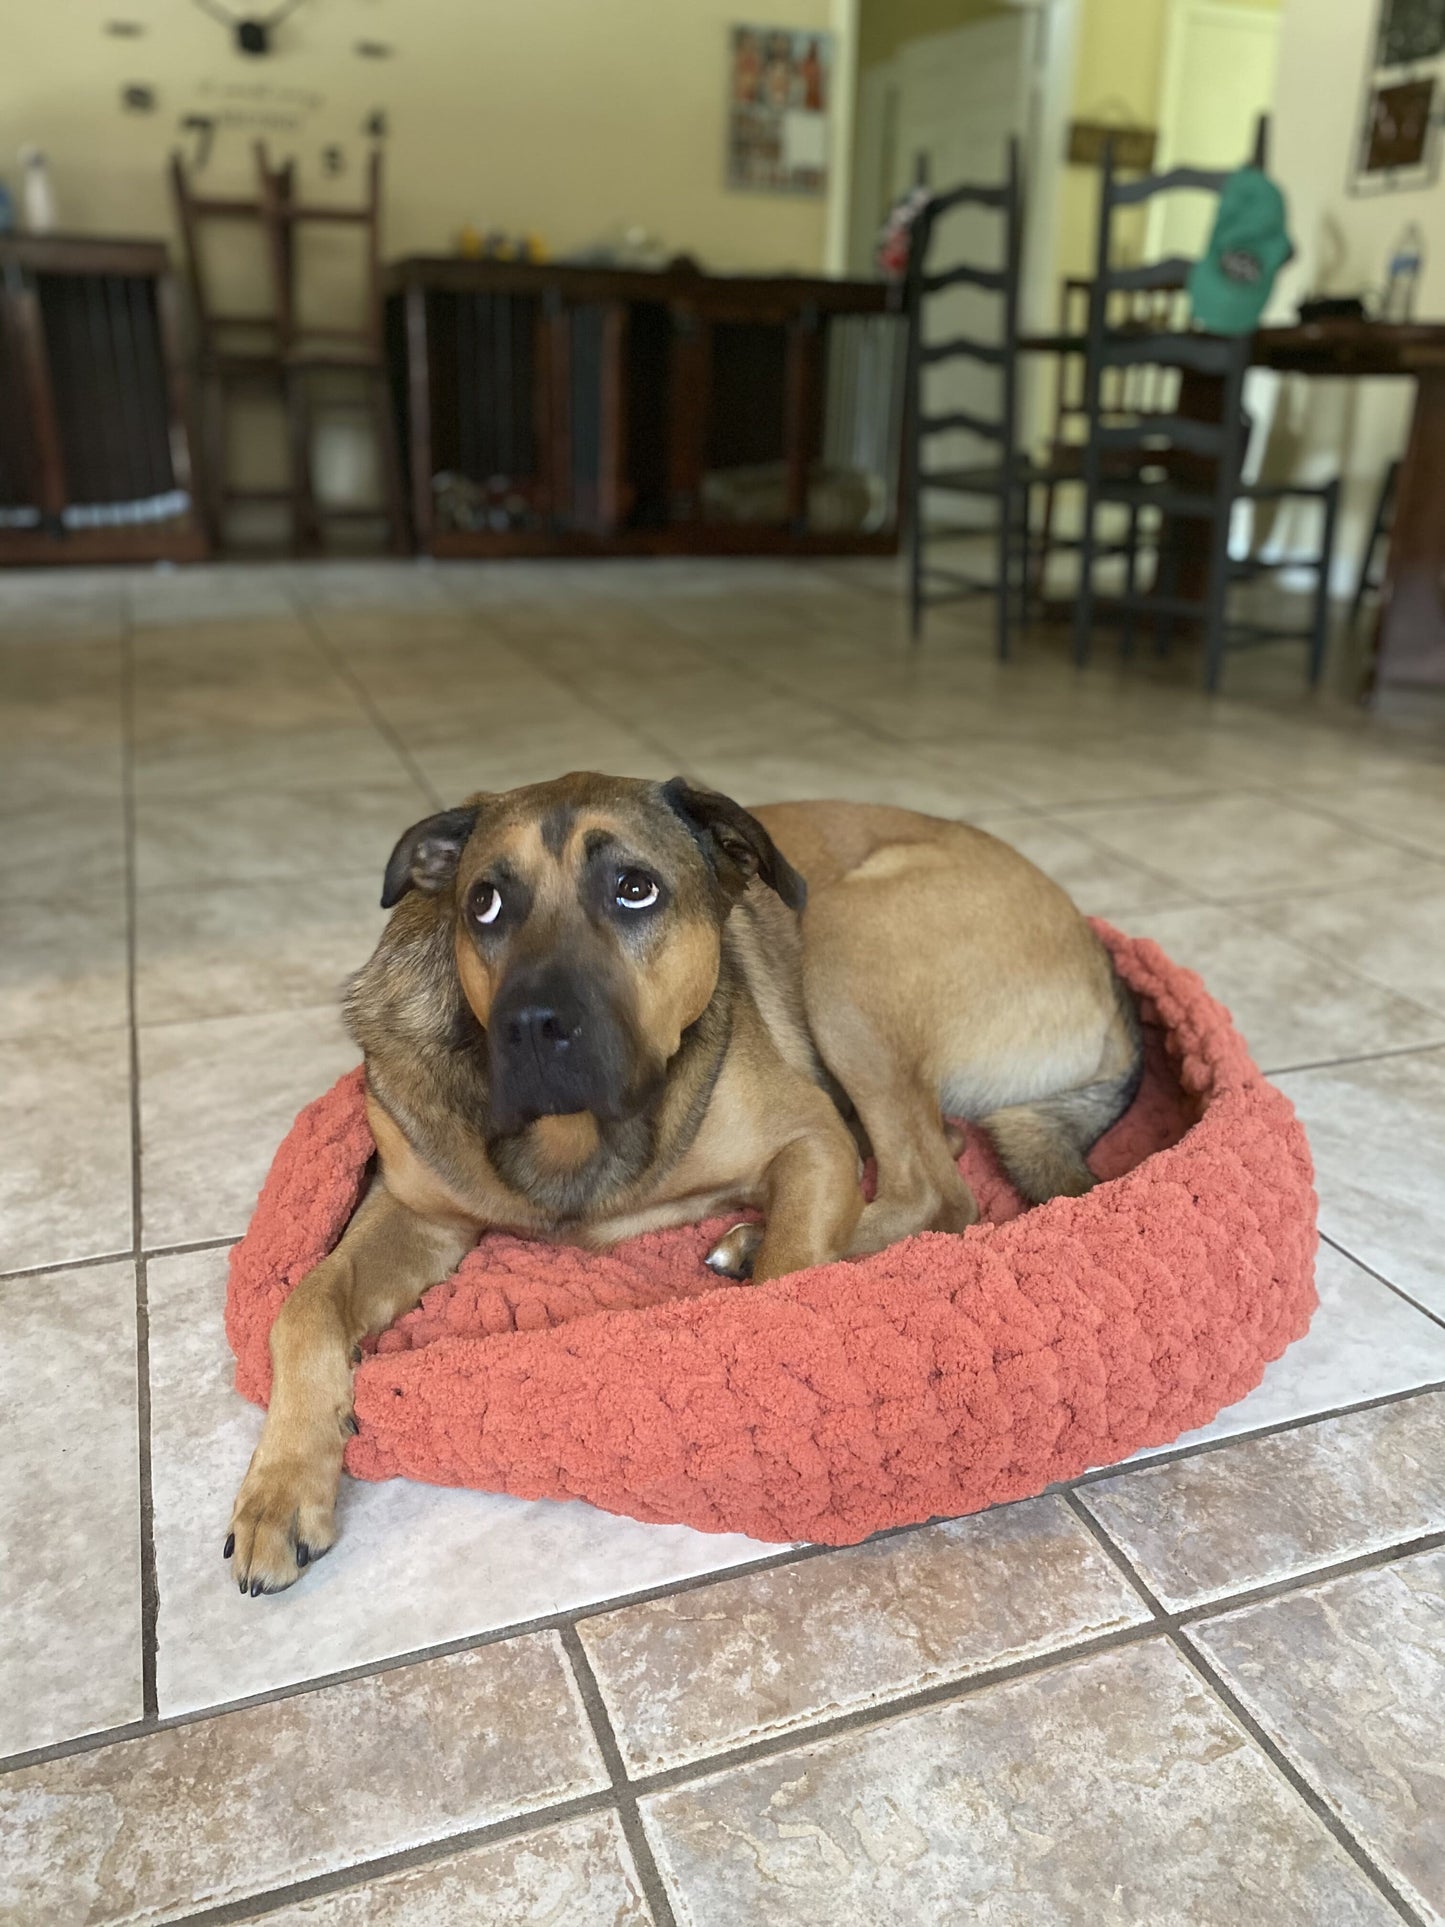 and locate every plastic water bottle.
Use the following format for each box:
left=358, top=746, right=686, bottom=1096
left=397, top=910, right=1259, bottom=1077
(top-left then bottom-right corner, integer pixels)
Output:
left=18, top=147, right=56, bottom=234
left=1383, top=223, right=1423, bottom=321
